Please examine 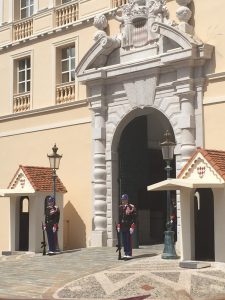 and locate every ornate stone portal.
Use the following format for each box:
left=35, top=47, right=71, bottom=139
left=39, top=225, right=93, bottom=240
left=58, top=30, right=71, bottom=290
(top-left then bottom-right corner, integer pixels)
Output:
left=76, top=0, right=213, bottom=247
